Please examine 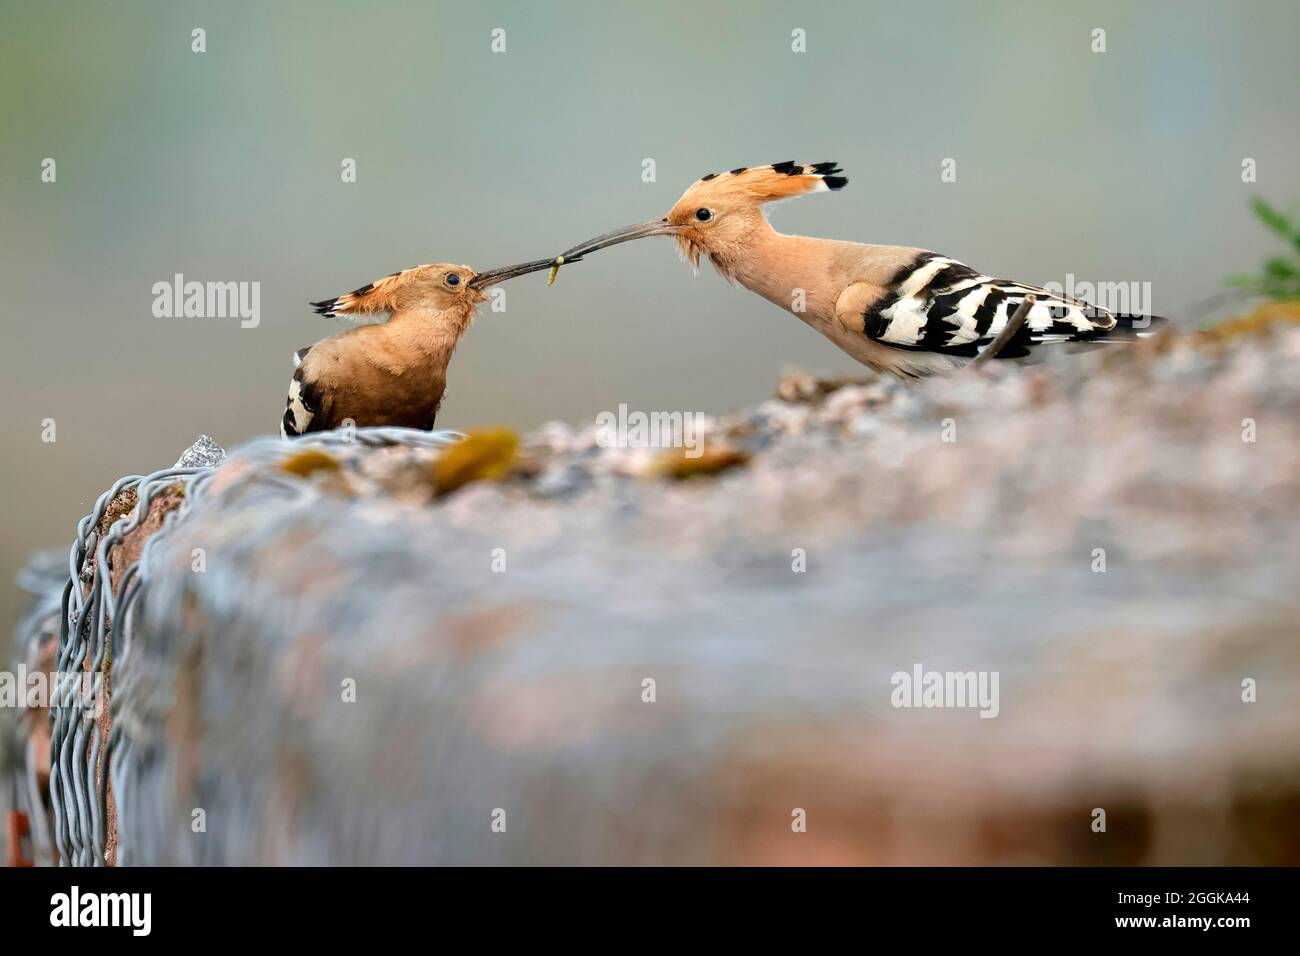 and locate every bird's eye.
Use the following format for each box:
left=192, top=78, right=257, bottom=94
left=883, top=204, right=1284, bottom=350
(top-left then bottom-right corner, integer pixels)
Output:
left=695, top=208, right=713, bottom=222
left=444, top=273, right=461, bottom=287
